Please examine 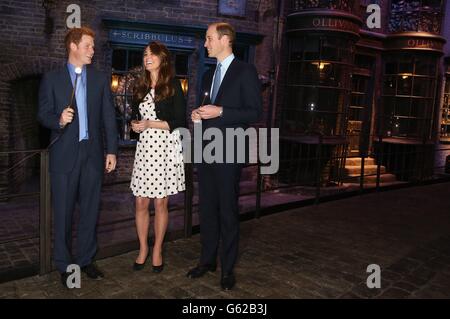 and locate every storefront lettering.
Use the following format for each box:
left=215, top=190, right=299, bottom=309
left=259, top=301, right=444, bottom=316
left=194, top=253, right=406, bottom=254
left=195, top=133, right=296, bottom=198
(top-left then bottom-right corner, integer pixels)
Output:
left=311, top=18, right=356, bottom=31
left=109, top=29, right=195, bottom=48
left=407, top=39, right=437, bottom=49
